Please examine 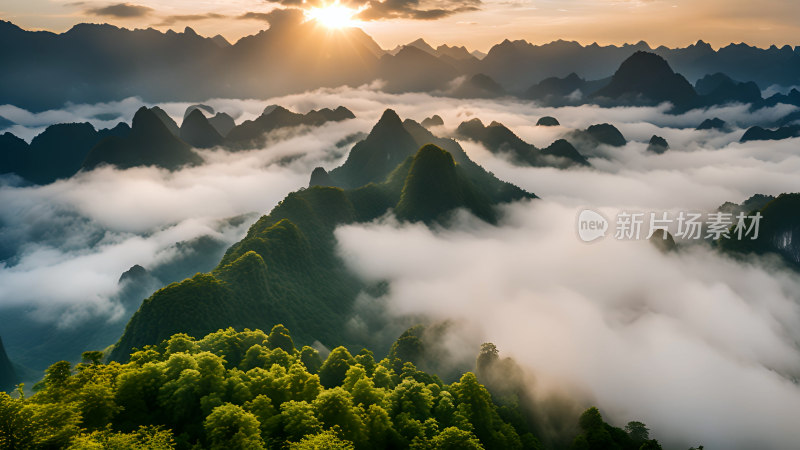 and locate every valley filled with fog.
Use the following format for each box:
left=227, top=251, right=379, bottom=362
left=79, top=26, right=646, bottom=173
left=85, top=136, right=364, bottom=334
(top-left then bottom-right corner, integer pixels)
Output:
left=2, top=87, right=800, bottom=448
